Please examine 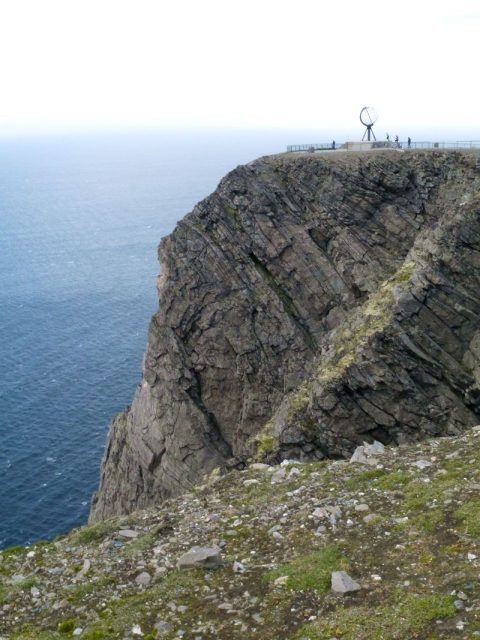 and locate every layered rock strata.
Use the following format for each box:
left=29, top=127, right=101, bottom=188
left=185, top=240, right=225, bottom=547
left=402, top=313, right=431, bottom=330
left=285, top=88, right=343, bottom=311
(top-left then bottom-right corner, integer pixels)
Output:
left=90, top=149, right=480, bottom=521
